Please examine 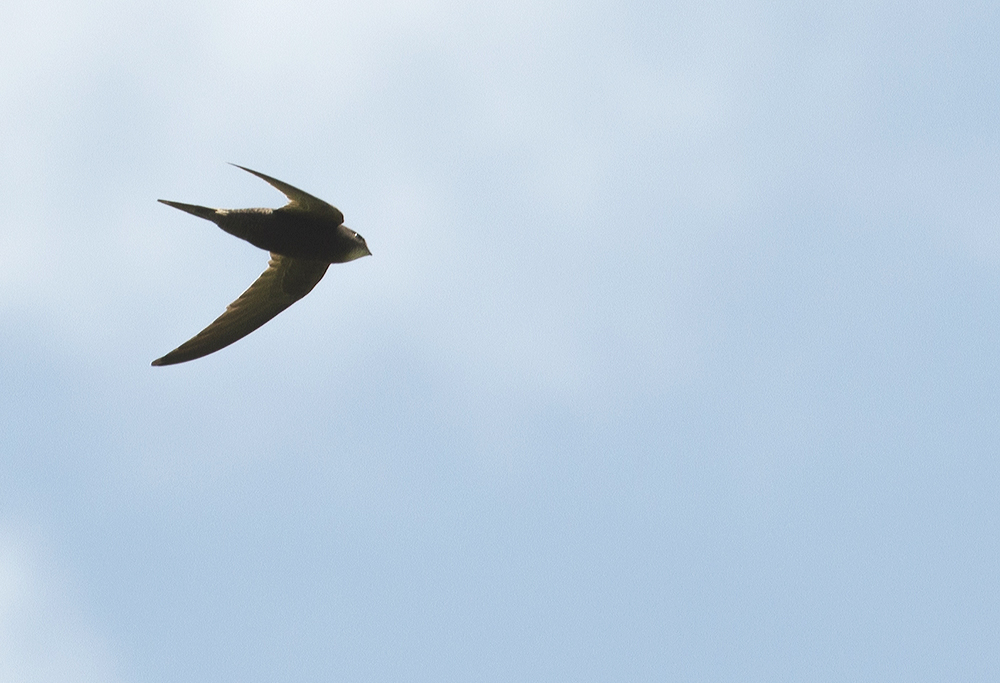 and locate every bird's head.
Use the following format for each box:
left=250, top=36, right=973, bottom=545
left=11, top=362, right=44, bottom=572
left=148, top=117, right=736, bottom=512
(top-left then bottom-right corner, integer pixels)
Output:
left=346, top=227, right=372, bottom=260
